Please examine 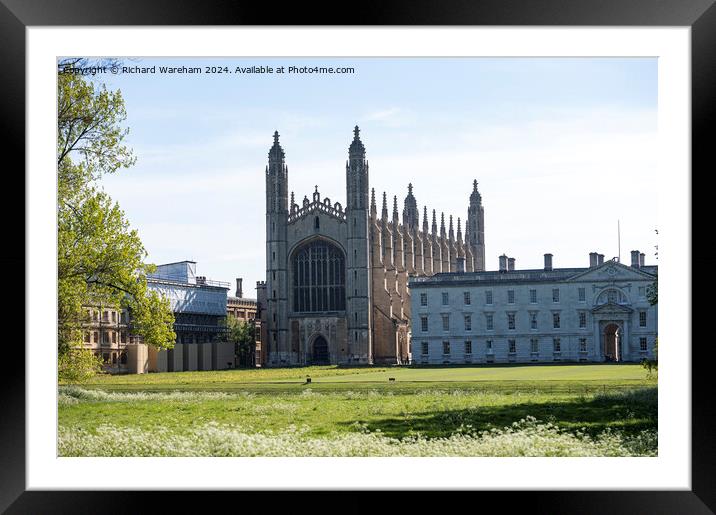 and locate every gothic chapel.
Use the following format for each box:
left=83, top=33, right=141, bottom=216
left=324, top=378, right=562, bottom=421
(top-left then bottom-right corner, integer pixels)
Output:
left=259, top=127, right=485, bottom=366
